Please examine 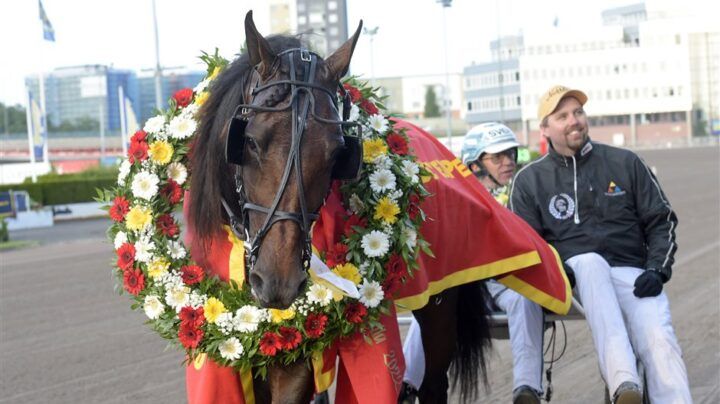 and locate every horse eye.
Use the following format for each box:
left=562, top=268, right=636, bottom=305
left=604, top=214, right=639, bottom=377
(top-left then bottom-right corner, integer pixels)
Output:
left=246, top=137, right=259, bottom=153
